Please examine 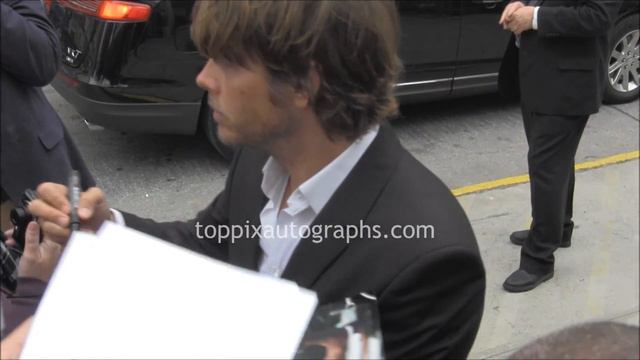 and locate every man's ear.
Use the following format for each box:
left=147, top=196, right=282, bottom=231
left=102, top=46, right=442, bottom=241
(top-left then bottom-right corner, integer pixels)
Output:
left=294, top=62, right=321, bottom=108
